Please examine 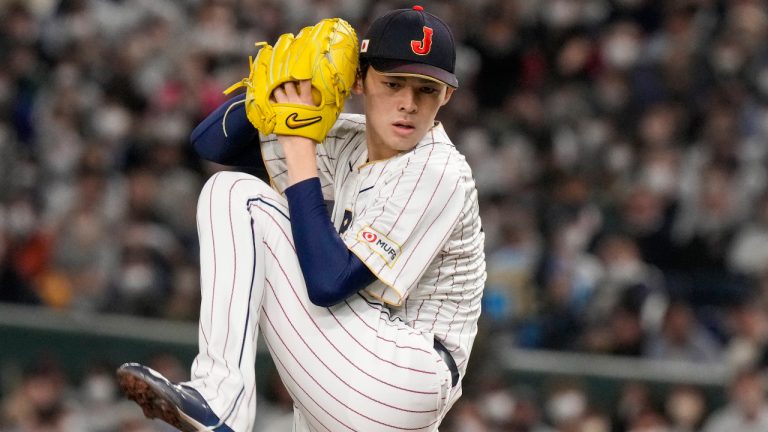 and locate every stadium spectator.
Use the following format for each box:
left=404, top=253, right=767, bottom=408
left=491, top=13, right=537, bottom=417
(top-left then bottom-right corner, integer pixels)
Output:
left=701, top=367, right=768, bottom=432
left=665, top=384, right=707, bottom=432
left=644, top=301, right=723, bottom=363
